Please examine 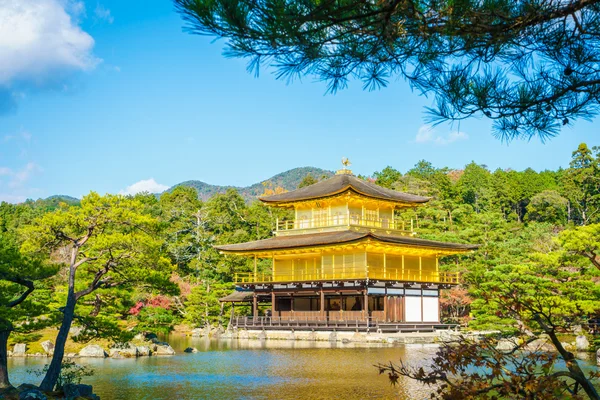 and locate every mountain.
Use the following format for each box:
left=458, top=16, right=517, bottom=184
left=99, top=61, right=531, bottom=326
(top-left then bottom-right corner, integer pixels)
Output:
left=27, top=195, right=81, bottom=210
left=168, top=167, right=334, bottom=201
